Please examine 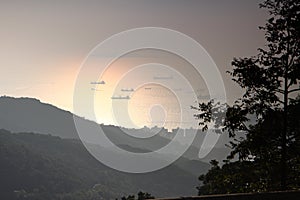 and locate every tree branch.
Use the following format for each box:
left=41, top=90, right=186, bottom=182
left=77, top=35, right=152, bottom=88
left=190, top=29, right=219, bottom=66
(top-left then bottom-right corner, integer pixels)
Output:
left=241, top=122, right=250, bottom=132
left=274, top=88, right=284, bottom=94
left=277, top=99, right=284, bottom=104
left=287, top=41, right=299, bottom=68
left=288, top=88, right=300, bottom=94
